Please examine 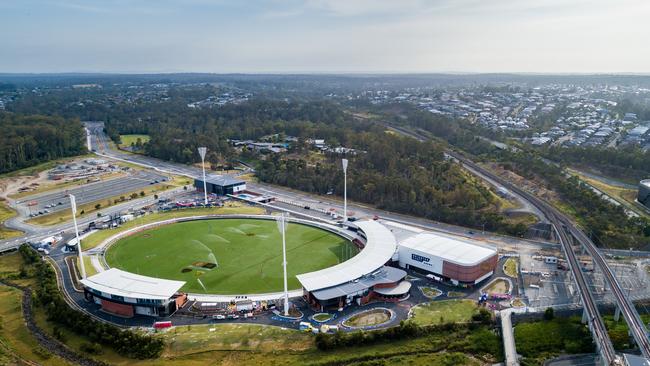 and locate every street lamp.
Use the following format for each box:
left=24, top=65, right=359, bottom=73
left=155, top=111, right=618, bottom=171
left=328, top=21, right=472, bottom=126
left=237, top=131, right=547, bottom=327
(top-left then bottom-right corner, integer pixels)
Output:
left=276, top=212, right=290, bottom=316
left=342, top=158, right=348, bottom=224
left=198, top=147, right=208, bottom=205
left=70, top=194, right=86, bottom=279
